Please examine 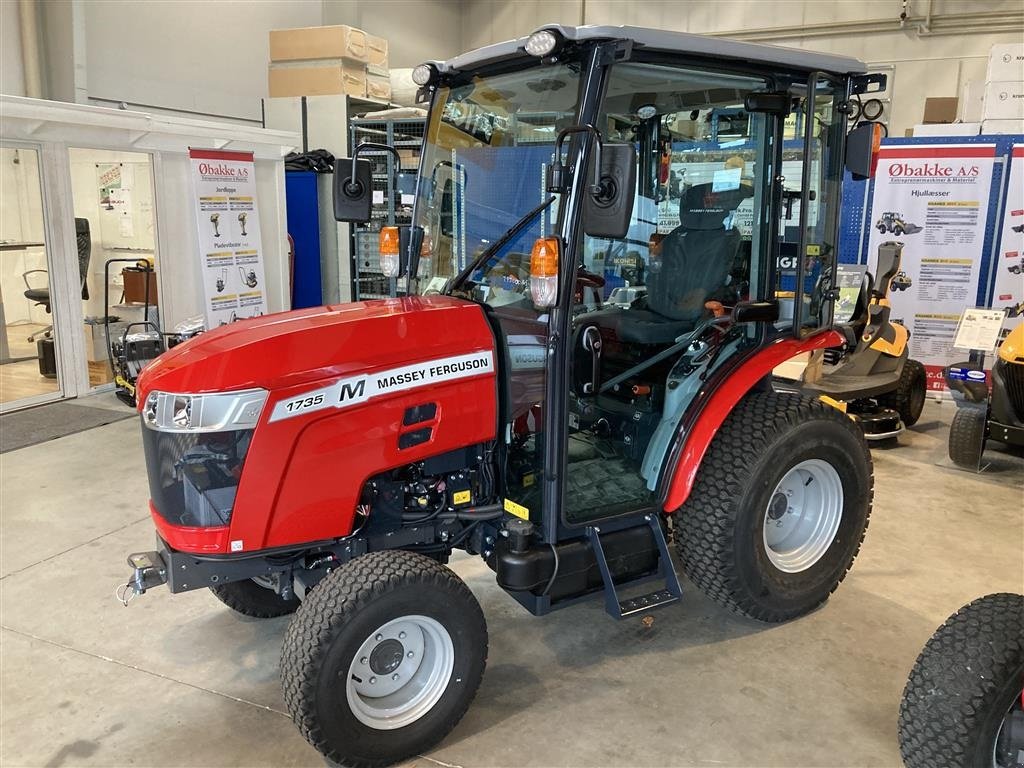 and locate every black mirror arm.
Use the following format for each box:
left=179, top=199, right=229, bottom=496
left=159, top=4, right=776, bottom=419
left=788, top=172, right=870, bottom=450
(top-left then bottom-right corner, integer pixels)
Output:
left=348, top=141, right=403, bottom=195
left=551, top=124, right=605, bottom=195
